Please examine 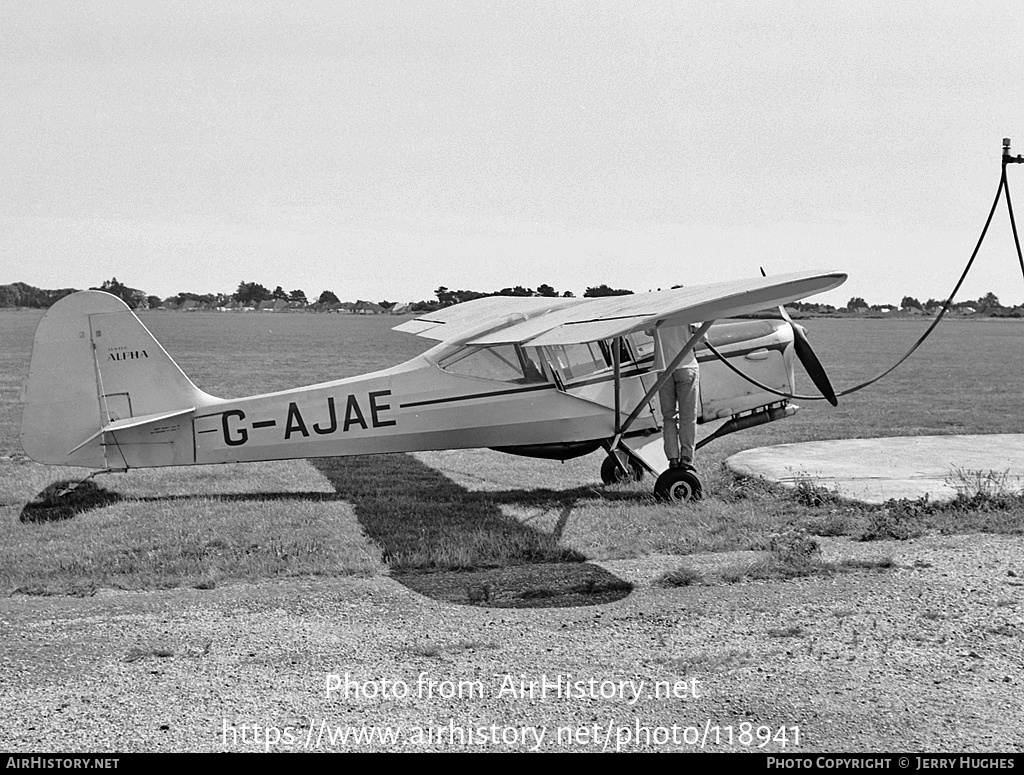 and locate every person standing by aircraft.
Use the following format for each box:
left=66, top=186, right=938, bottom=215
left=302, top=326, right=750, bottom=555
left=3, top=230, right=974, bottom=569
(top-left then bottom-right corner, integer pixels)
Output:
left=648, top=323, right=700, bottom=470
